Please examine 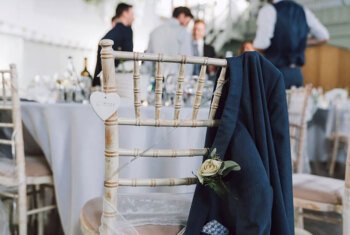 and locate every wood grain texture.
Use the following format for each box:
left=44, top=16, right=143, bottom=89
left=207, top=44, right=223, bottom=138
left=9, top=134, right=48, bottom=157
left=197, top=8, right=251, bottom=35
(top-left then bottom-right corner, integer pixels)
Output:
left=303, top=44, right=350, bottom=90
